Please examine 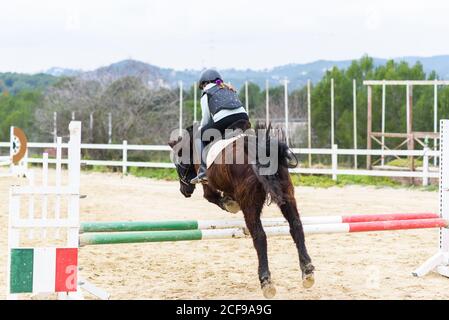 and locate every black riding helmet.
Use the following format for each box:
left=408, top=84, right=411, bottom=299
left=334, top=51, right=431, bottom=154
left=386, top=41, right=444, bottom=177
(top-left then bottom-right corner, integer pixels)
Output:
left=198, top=69, right=222, bottom=89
